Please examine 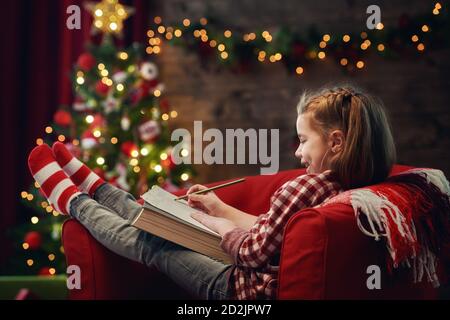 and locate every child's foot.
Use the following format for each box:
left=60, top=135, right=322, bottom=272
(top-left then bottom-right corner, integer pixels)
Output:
left=28, top=144, right=81, bottom=215
left=52, top=142, right=104, bottom=197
